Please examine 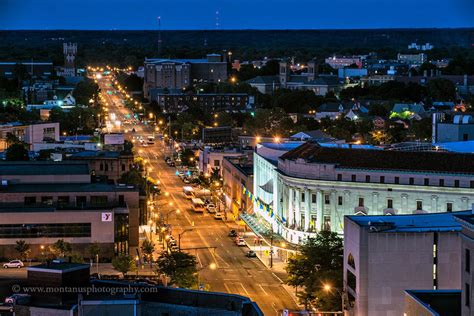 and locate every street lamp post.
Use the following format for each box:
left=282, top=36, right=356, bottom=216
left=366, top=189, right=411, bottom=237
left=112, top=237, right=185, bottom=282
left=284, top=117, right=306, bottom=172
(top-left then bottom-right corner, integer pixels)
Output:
left=323, top=284, right=345, bottom=313
left=178, top=228, right=193, bottom=251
